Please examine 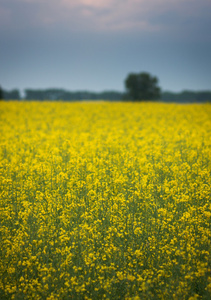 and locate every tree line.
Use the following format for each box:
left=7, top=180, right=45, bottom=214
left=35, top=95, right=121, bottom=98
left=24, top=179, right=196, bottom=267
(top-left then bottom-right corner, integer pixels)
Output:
left=1, top=72, right=211, bottom=102
left=0, top=87, right=20, bottom=100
